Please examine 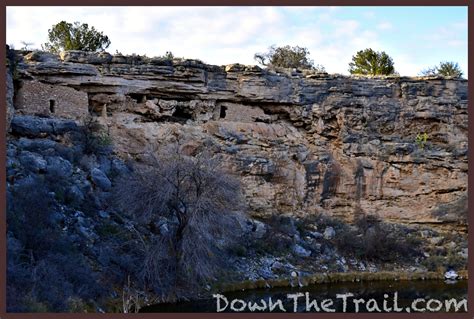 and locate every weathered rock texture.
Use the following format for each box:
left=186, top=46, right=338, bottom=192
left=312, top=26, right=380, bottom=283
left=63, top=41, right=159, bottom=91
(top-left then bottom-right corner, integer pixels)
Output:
left=6, top=68, right=14, bottom=132
left=10, top=51, right=468, bottom=230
